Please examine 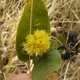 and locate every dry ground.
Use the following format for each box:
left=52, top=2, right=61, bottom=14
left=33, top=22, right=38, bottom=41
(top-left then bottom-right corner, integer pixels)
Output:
left=0, top=0, right=80, bottom=80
